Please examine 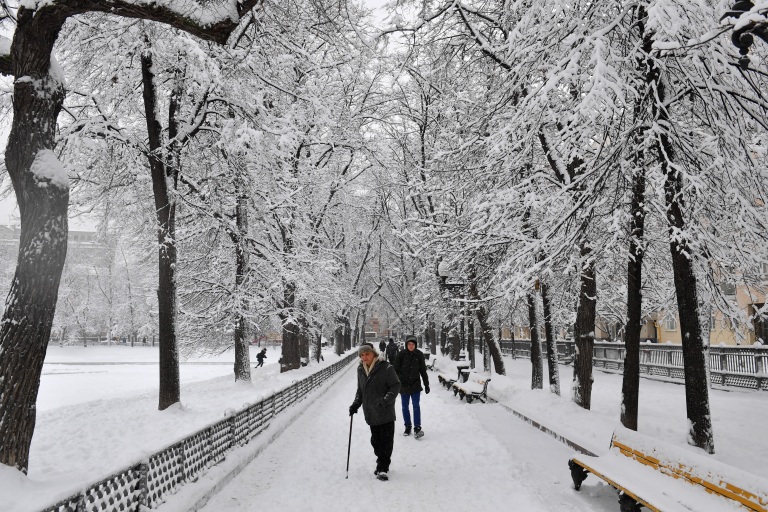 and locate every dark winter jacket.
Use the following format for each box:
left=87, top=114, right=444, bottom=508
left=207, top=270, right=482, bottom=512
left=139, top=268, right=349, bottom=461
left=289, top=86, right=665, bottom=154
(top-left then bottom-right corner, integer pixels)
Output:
left=394, top=348, right=429, bottom=394
left=385, top=340, right=399, bottom=363
left=351, top=360, right=401, bottom=426
left=256, top=351, right=267, bottom=362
